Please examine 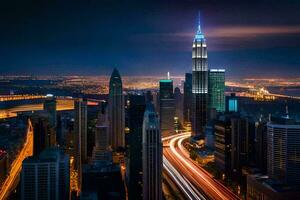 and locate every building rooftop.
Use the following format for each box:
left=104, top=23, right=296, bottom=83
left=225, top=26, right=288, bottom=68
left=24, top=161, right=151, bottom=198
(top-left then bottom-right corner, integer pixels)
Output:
left=159, top=79, right=172, bottom=83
